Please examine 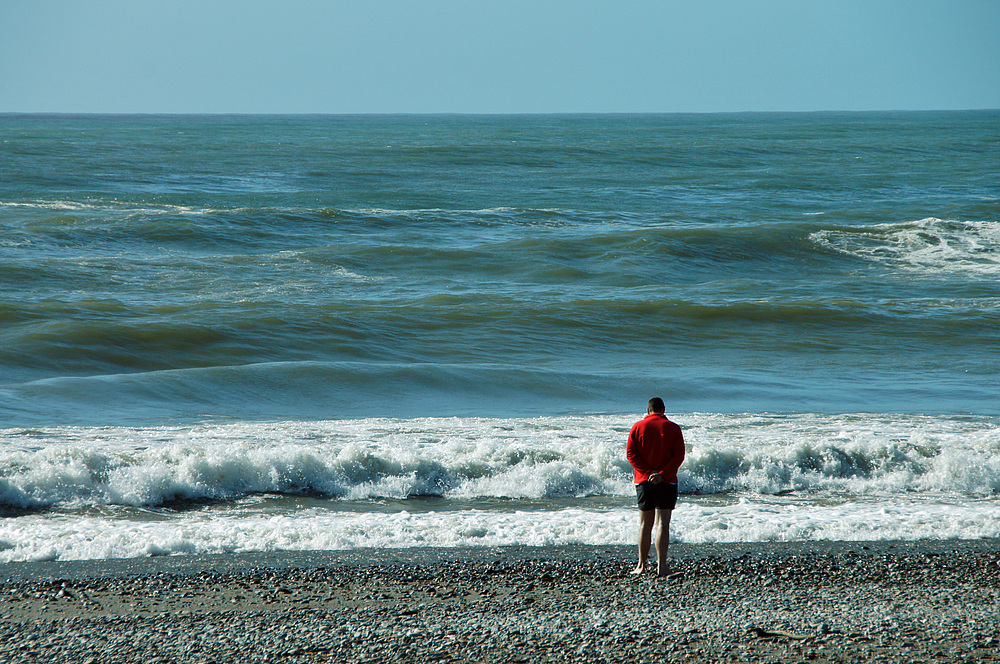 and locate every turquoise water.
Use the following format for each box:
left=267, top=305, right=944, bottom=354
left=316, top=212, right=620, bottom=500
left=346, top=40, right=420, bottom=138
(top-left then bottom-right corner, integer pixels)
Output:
left=1, top=112, right=998, bottom=560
